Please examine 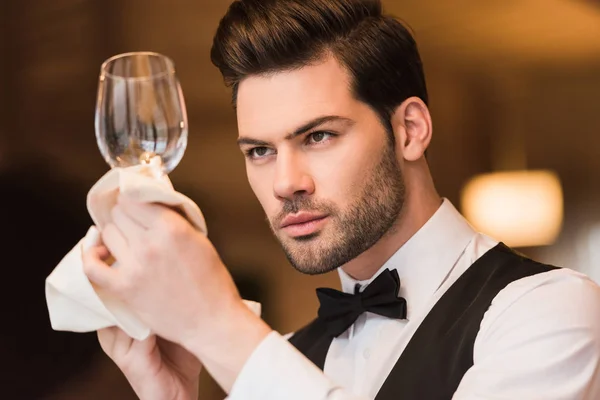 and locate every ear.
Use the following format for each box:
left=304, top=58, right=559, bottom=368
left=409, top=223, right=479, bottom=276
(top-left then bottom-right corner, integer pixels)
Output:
left=391, top=97, right=432, bottom=162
